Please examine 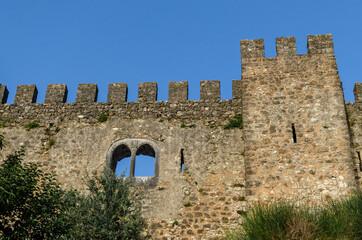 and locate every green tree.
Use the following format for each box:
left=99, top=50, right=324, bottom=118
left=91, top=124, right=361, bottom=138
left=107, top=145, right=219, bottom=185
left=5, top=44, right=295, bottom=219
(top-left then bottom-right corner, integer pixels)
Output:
left=0, top=149, right=70, bottom=239
left=67, top=167, right=148, bottom=239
